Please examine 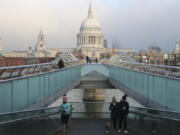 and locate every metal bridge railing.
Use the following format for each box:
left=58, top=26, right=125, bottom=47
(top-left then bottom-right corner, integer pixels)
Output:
left=0, top=102, right=180, bottom=135
left=0, top=60, right=82, bottom=80
left=103, top=60, right=180, bottom=78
